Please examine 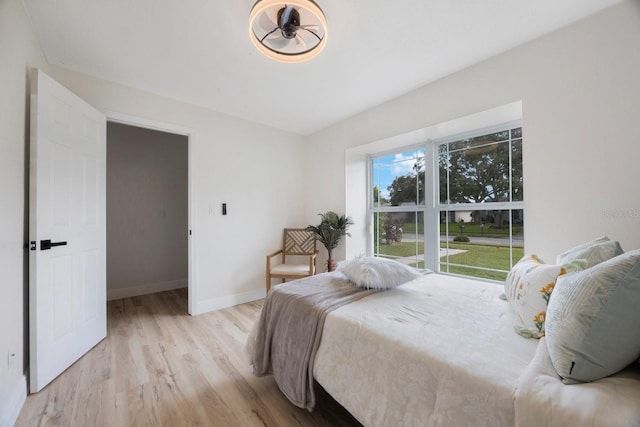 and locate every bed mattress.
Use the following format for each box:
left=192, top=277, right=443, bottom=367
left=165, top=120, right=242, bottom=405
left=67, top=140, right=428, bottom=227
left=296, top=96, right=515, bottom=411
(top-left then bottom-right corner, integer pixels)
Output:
left=313, top=273, right=539, bottom=427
